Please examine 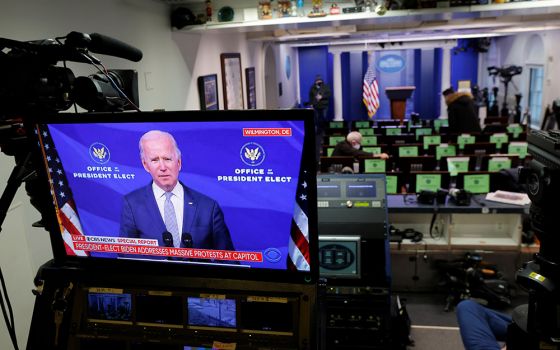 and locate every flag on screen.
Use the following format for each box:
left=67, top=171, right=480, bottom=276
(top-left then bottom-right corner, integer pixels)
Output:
left=287, top=168, right=310, bottom=271
left=36, top=126, right=88, bottom=256
left=363, top=65, right=380, bottom=118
